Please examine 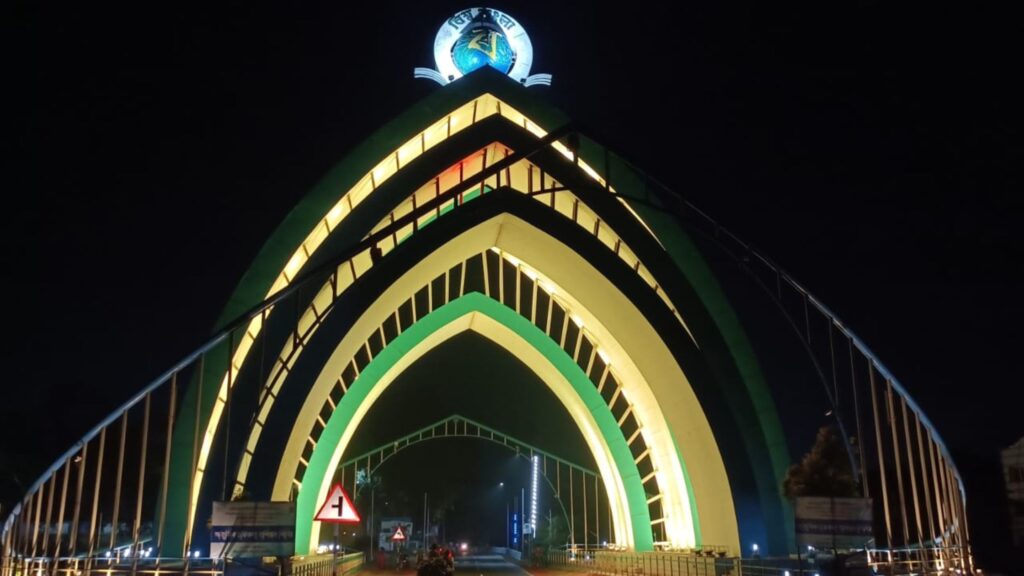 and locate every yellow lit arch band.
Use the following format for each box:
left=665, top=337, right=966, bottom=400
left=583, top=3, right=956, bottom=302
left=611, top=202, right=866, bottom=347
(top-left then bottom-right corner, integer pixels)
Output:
left=268, top=211, right=737, bottom=552
left=172, top=92, right=650, bottom=543
left=297, top=293, right=652, bottom=553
